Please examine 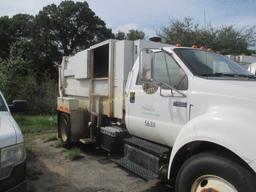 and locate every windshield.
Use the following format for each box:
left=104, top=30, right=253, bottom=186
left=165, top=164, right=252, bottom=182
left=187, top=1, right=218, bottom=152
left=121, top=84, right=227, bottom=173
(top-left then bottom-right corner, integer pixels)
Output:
left=0, top=94, right=8, bottom=111
left=174, top=48, right=252, bottom=77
